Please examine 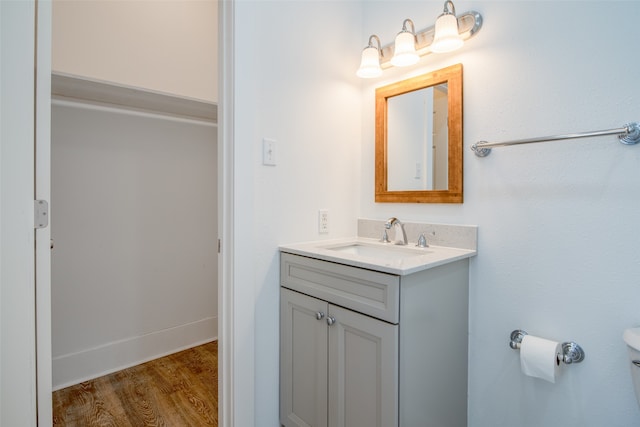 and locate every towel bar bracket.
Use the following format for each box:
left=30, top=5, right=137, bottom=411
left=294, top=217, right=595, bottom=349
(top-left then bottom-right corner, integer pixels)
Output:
left=620, top=122, right=640, bottom=145
left=472, top=143, right=491, bottom=158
